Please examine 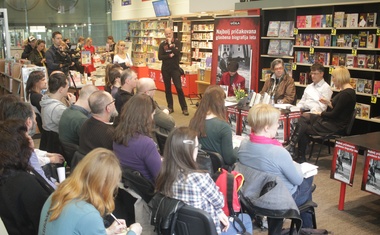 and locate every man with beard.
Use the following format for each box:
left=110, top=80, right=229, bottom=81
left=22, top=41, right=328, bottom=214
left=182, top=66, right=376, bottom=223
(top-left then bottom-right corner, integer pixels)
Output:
left=78, top=91, right=118, bottom=155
